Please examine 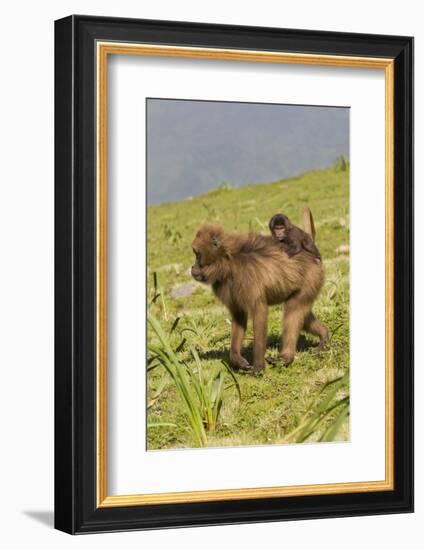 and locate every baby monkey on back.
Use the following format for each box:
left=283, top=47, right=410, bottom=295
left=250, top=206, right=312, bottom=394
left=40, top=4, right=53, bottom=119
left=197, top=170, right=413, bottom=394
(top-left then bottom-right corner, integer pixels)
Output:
left=269, top=213, right=321, bottom=262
